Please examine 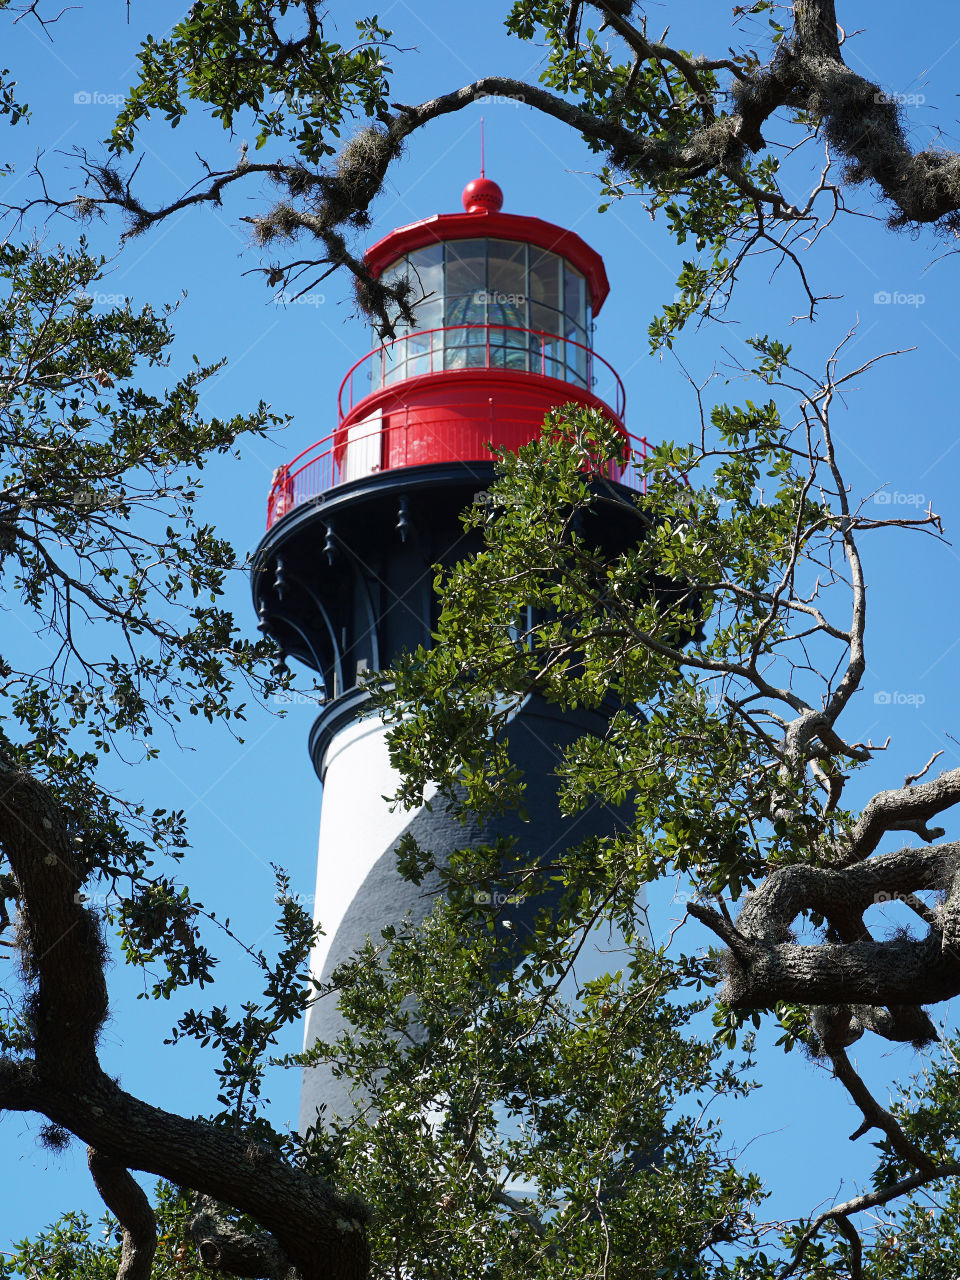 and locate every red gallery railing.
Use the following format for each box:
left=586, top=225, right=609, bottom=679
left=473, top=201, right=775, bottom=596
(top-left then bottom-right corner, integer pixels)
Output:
left=266, top=418, right=653, bottom=529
